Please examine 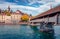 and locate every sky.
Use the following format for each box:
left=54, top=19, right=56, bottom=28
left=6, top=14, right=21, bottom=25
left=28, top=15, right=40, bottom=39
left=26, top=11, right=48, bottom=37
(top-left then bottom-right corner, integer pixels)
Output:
left=0, top=0, right=60, bottom=16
